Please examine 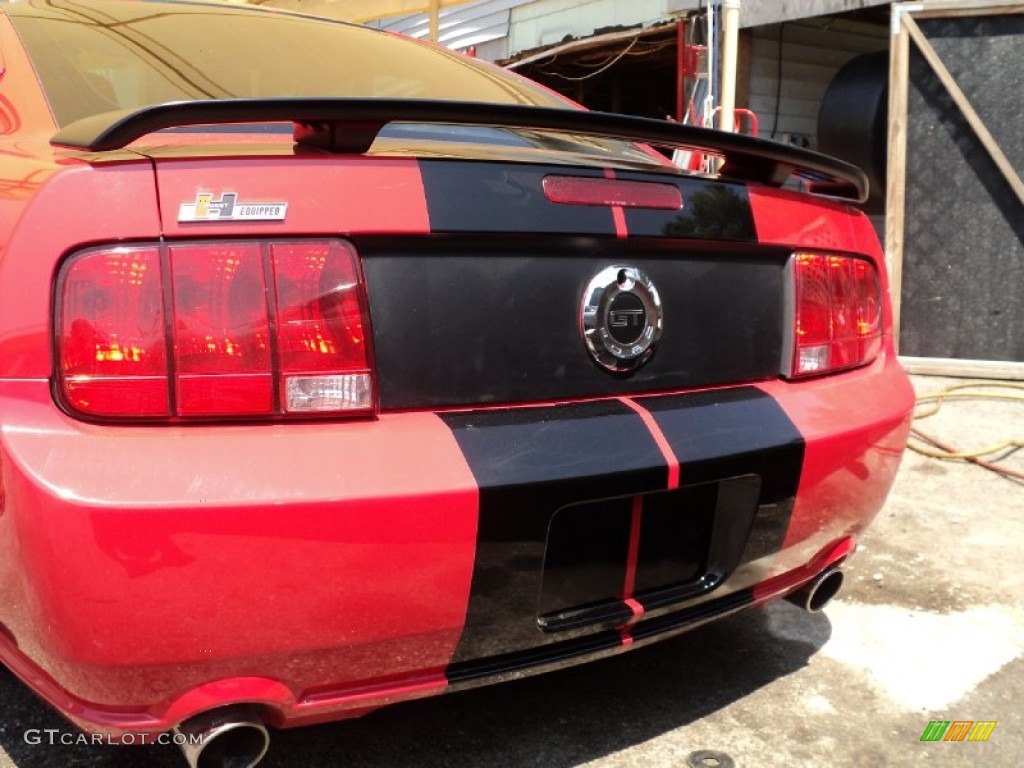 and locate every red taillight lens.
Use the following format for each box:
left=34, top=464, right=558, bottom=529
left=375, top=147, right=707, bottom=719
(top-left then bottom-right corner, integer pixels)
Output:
left=270, top=242, right=372, bottom=413
left=58, top=247, right=170, bottom=417
left=170, top=243, right=273, bottom=416
left=789, top=251, right=882, bottom=378
left=793, top=253, right=831, bottom=374
left=854, top=258, right=883, bottom=364
left=57, top=240, right=374, bottom=421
